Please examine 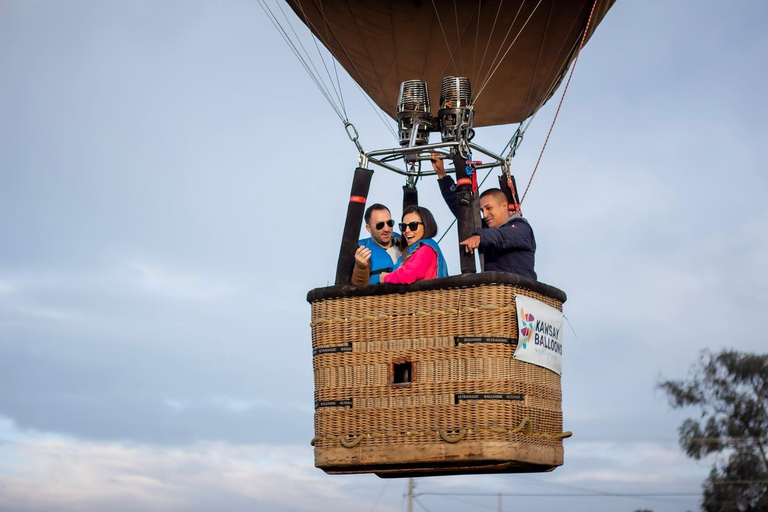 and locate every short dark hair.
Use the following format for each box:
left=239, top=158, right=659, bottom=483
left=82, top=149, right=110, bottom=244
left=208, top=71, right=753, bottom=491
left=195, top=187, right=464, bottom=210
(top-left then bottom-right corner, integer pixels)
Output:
left=402, top=205, right=438, bottom=240
left=479, top=188, right=509, bottom=204
left=364, top=203, right=390, bottom=225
